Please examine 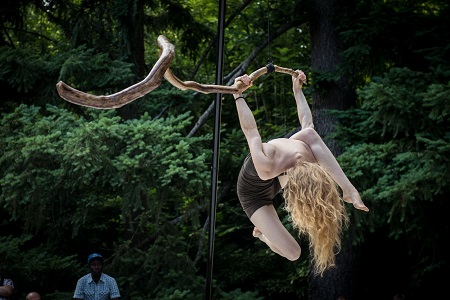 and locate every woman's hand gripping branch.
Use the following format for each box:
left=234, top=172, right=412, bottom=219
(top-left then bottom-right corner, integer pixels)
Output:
left=233, top=74, right=253, bottom=100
